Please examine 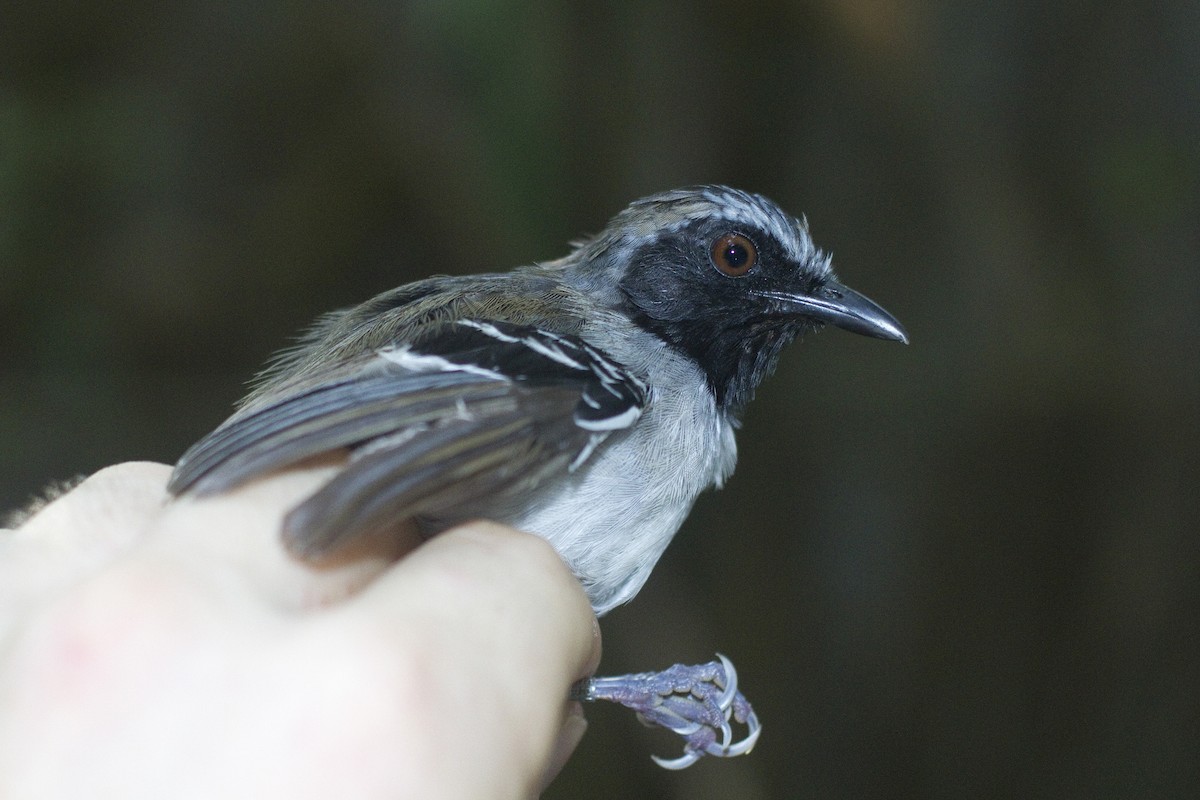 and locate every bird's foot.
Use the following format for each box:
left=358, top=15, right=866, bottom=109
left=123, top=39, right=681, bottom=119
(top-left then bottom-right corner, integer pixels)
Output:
left=571, top=653, right=761, bottom=769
